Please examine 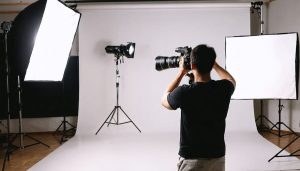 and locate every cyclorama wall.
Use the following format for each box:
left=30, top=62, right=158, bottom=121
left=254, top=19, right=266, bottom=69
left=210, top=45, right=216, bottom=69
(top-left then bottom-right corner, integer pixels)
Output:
left=266, top=0, right=300, bottom=132
left=0, top=2, right=251, bottom=133
left=77, top=2, right=251, bottom=135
